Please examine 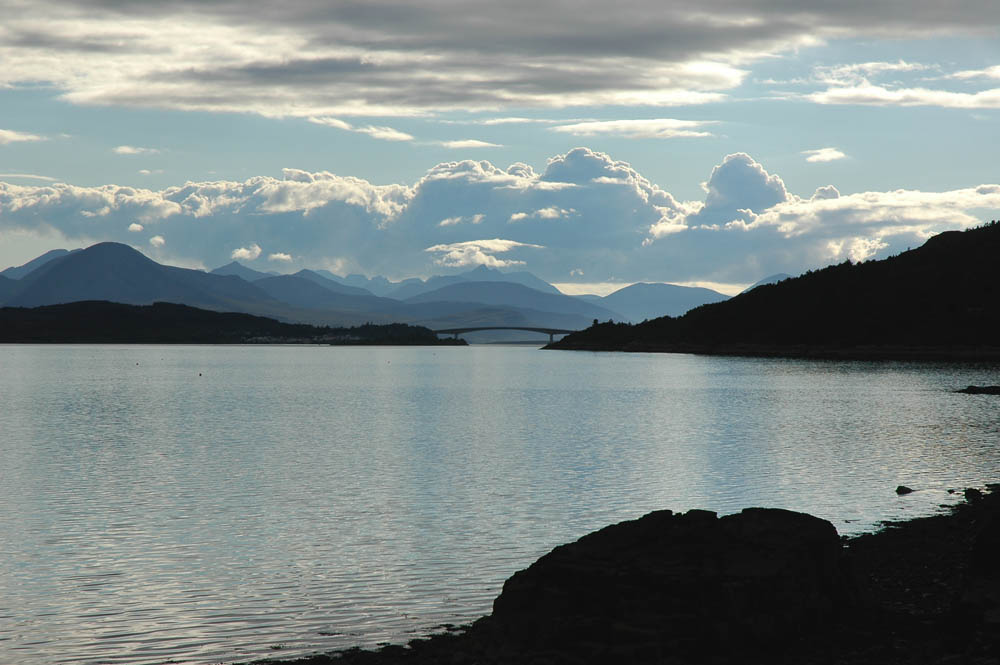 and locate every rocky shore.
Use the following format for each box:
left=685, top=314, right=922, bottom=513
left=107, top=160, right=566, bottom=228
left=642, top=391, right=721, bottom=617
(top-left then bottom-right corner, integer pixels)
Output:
left=258, top=486, right=1000, bottom=665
